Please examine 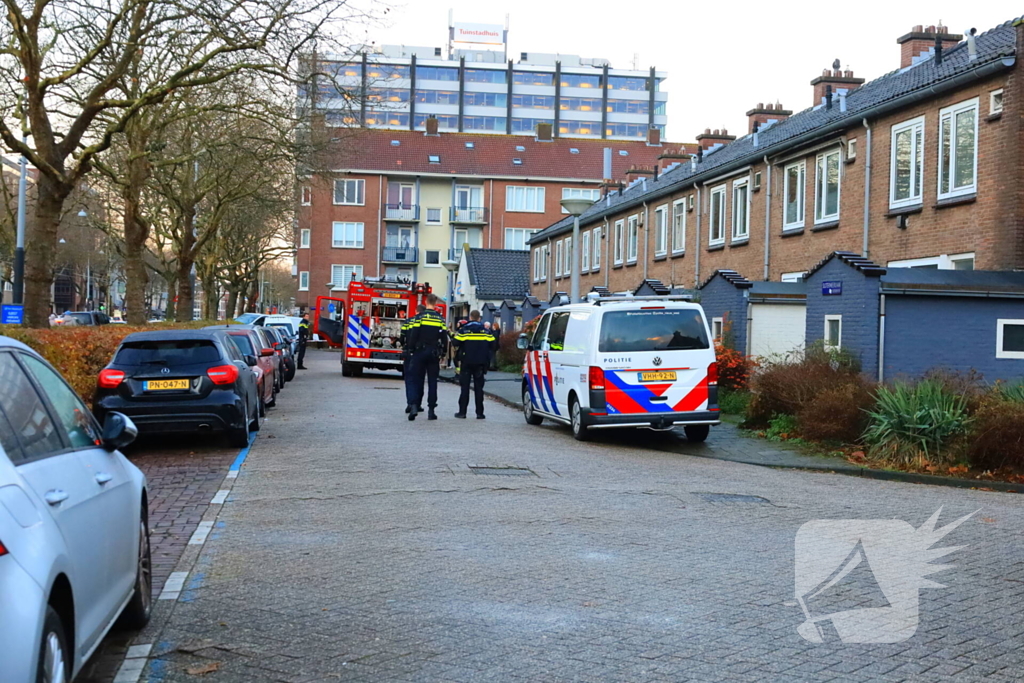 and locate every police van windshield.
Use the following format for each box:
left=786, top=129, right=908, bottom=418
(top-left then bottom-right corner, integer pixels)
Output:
left=599, top=309, right=710, bottom=352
